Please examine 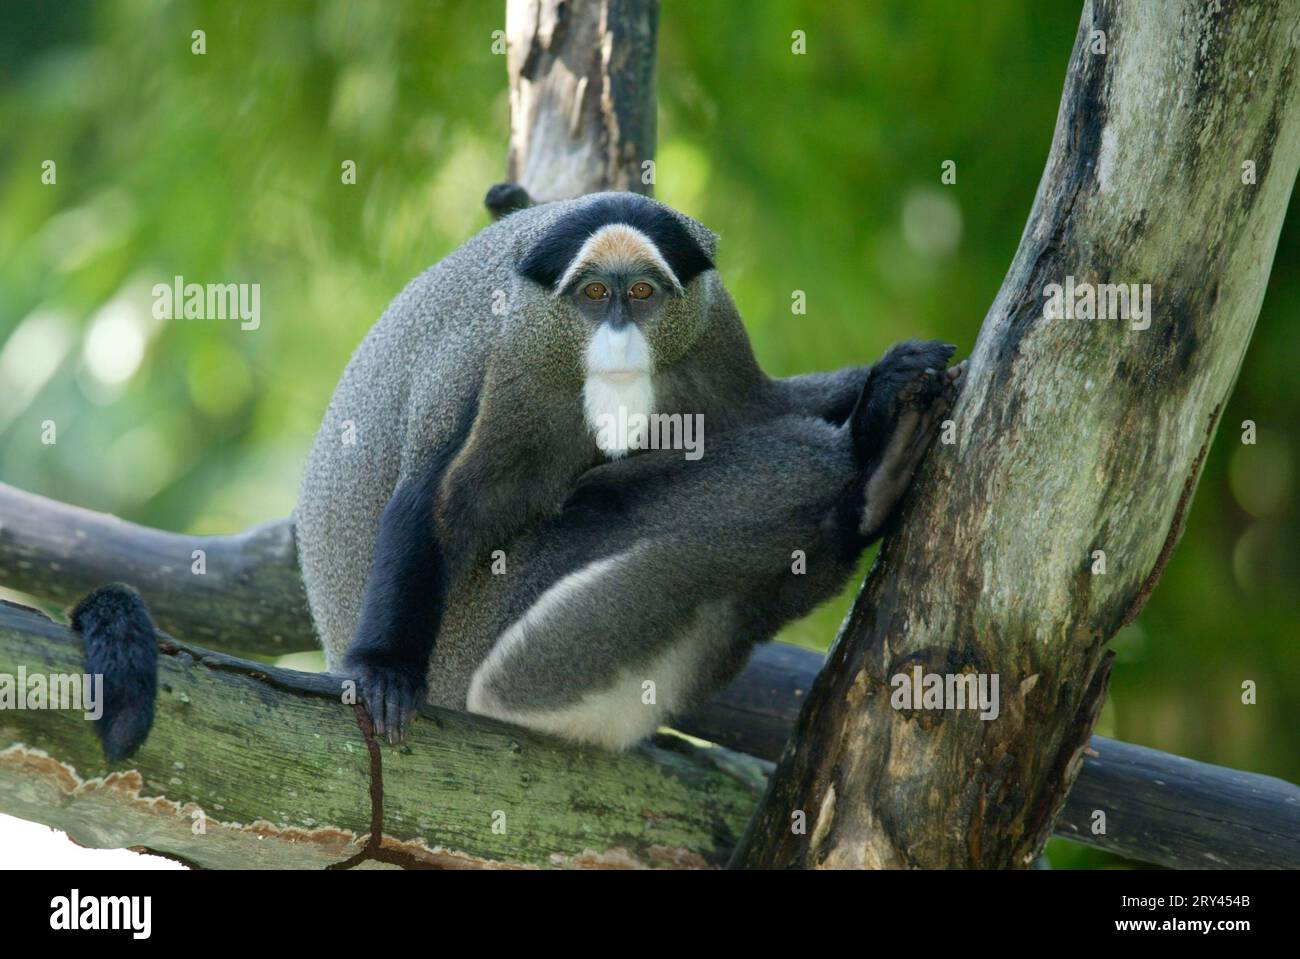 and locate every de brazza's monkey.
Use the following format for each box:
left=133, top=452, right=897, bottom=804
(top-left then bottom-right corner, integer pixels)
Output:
left=67, top=337, right=960, bottom=762
left=295, top=189, right=947, bottom=743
